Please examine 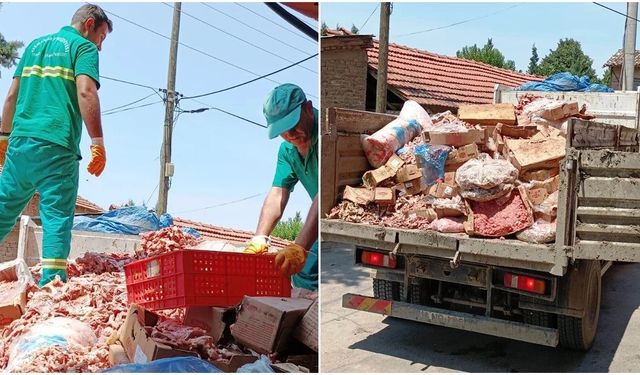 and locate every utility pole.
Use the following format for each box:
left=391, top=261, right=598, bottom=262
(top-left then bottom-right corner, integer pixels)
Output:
left=376, top=2, right=391, bottom=113
left=156, top=2, right=181, bottom=215
left=623, top=2, right=637, bottom=91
